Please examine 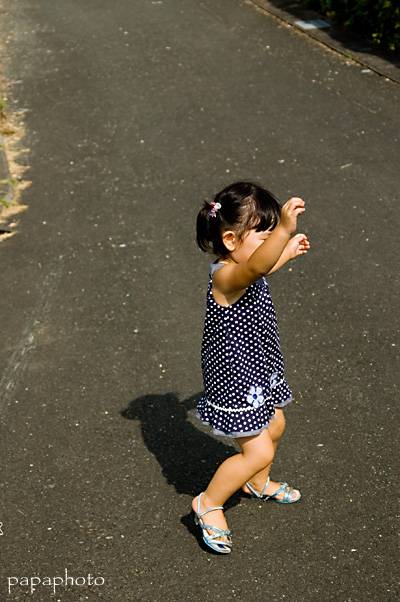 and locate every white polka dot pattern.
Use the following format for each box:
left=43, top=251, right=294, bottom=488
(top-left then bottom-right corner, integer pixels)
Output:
left=196, top=262, right=293, bottom=438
